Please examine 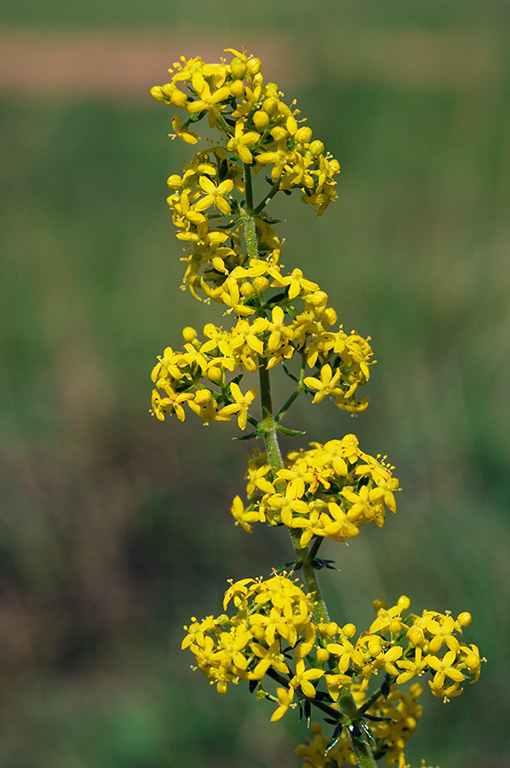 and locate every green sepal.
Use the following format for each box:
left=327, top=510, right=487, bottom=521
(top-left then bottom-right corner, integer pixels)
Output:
left=325, top=724, right=344, bottom=753
left=310, top=558, right=337, bottom=571
left=232, top=430, right=258, bottom=441
left=276, top=425, right=306, bottom=437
